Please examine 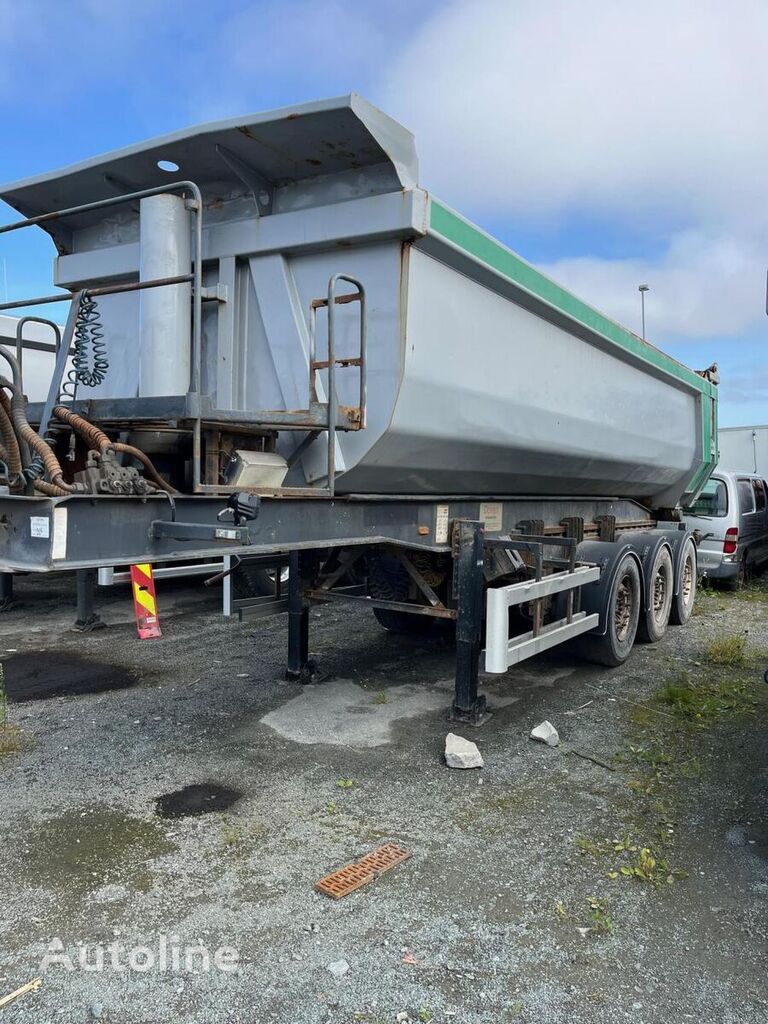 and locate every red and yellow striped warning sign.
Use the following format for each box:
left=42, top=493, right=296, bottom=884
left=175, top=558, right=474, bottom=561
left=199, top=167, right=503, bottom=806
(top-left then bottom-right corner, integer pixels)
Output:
left=130, top=563, right=162, bottom=639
